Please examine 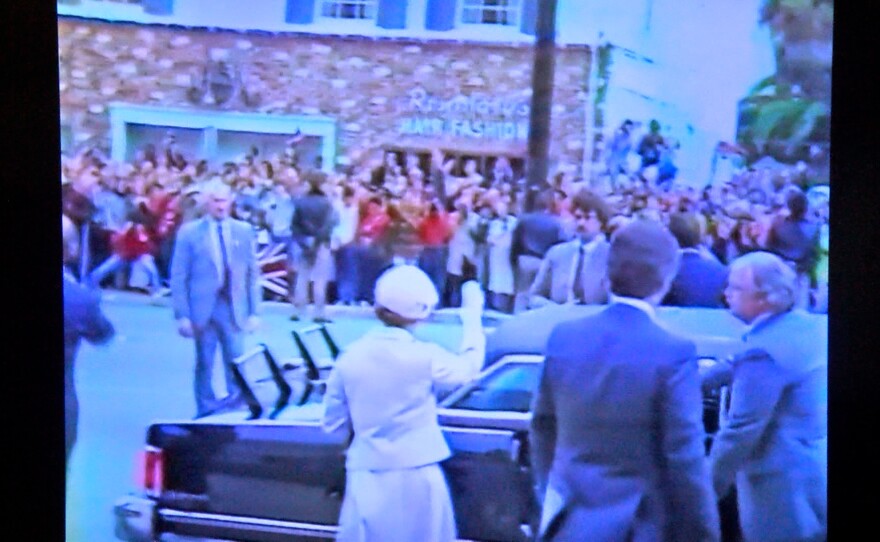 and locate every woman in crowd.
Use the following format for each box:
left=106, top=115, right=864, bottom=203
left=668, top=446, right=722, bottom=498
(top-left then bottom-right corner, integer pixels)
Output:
left=486, top=200, right=517, bottom=313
